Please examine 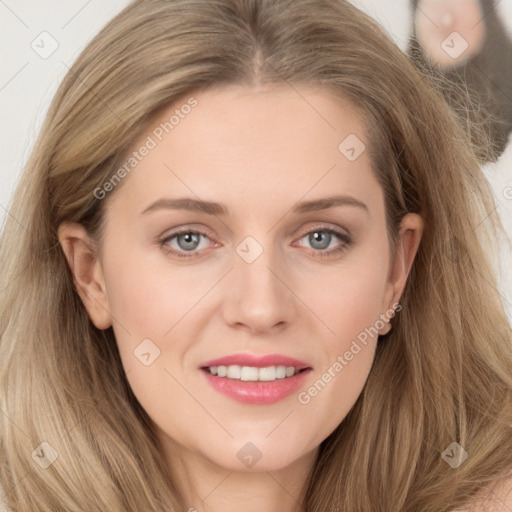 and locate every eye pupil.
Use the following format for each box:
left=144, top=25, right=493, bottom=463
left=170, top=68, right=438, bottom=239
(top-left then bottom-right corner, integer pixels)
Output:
left=309, top=231, right=331, bottom=250
left=178, top=232, right=200, bottom=250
